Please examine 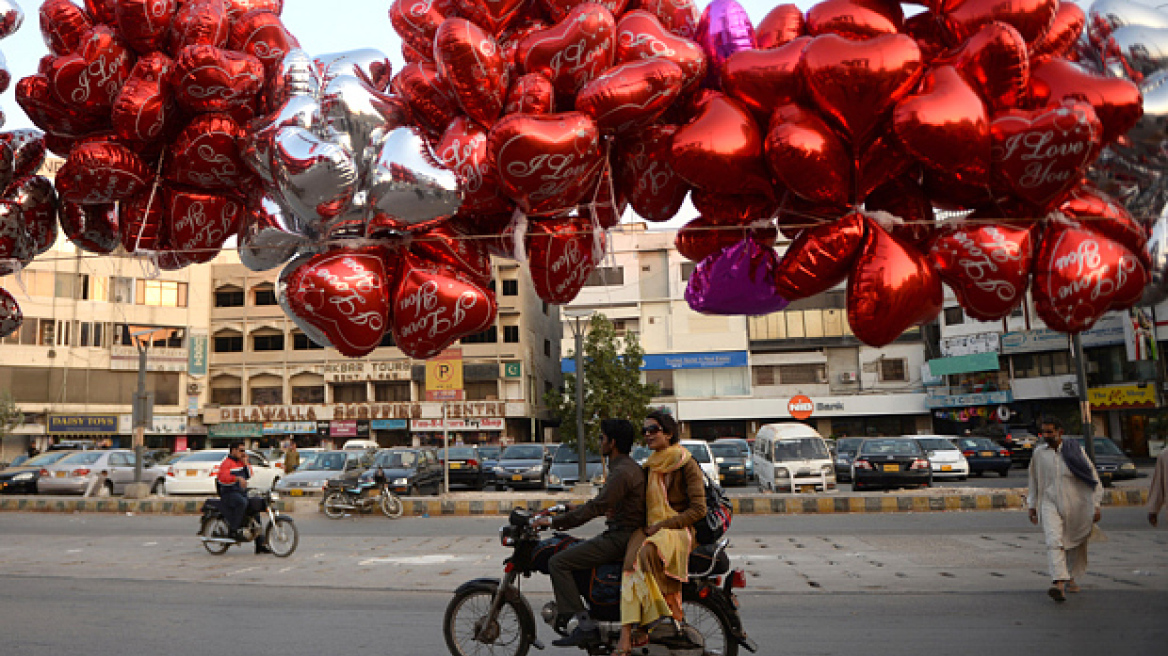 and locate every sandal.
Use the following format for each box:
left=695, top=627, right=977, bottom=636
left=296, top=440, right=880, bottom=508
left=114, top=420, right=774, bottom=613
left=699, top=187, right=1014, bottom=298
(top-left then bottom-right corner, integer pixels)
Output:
left=1066, top=582, right=1081, bottom=593
left=1047, top=585, right=1066, bottom=603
